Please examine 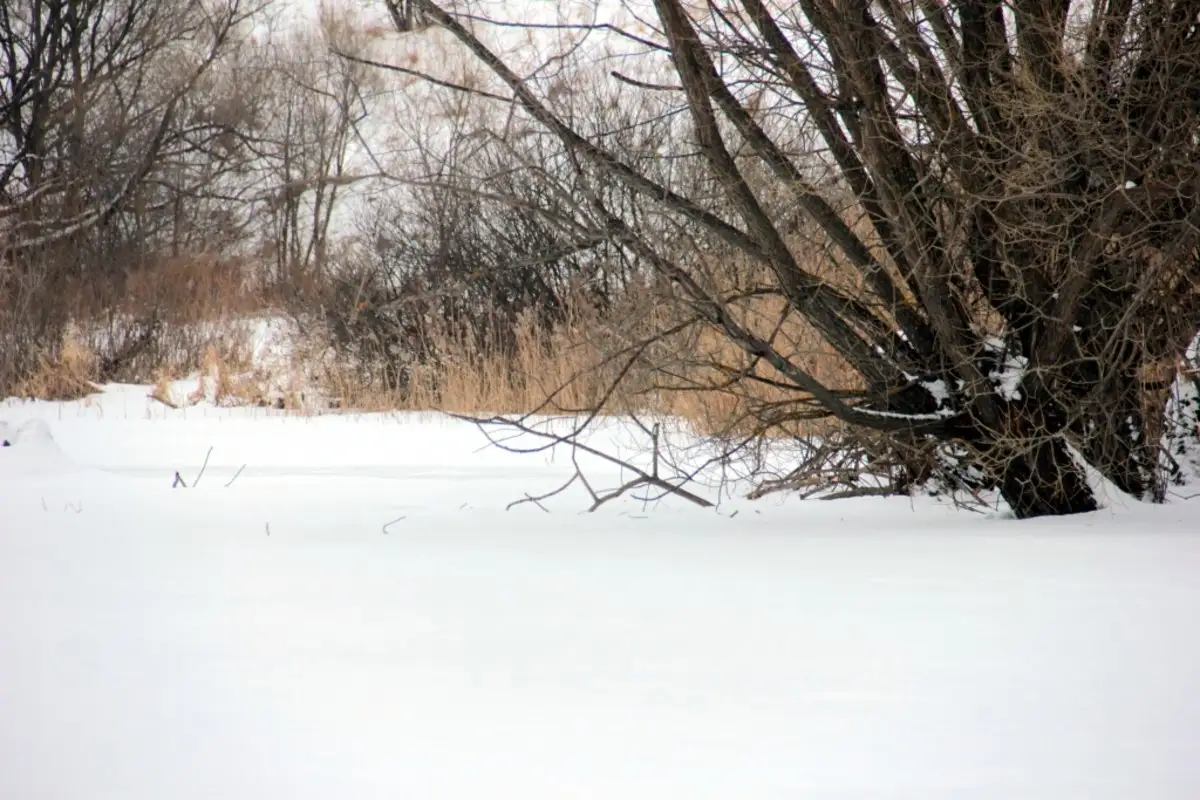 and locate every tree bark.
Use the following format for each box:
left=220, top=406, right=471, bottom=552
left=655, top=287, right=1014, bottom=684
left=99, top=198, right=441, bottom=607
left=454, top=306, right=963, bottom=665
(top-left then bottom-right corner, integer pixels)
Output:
left=997, top=436, right=1097, bottom=519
